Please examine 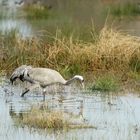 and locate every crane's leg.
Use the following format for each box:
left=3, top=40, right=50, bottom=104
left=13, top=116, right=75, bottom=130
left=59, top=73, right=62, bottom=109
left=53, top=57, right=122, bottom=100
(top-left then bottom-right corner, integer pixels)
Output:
left=21, top=89, right=29, bottom=97
left=43, top=88, right=46, bottom=101
left=21, top=84, right=40, bottom=97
